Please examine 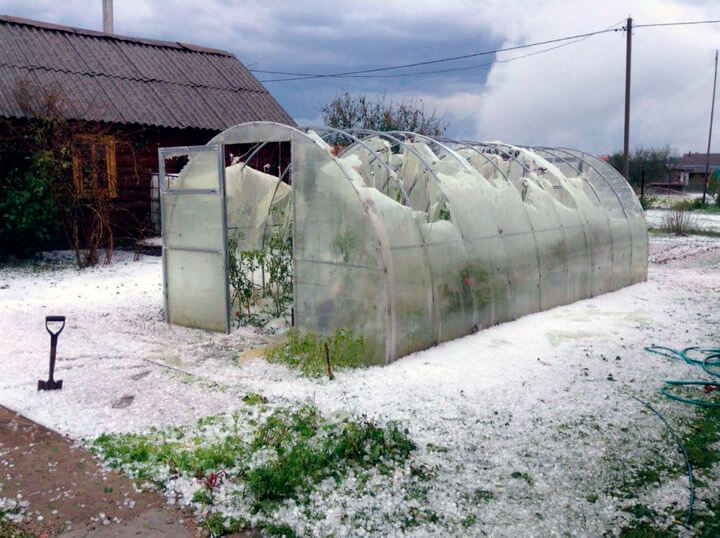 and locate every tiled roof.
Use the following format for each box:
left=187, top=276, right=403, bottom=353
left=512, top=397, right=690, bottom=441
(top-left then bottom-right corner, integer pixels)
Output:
left=670, top=152, right=720, bottom=170
left=0, top=15, right=295, bottom=130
